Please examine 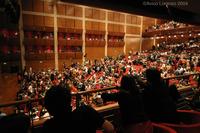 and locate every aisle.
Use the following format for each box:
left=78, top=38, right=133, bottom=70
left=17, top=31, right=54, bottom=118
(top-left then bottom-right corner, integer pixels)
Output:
left=0, top=74, right=19, bottom=114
